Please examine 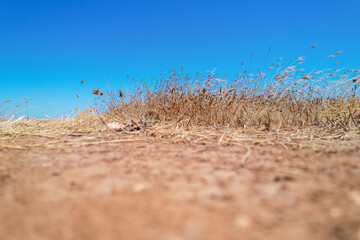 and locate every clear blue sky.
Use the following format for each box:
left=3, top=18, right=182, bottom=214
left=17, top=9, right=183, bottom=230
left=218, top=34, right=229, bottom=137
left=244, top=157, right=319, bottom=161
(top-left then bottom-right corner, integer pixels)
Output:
left=1, top=0, right=360, bottom=117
